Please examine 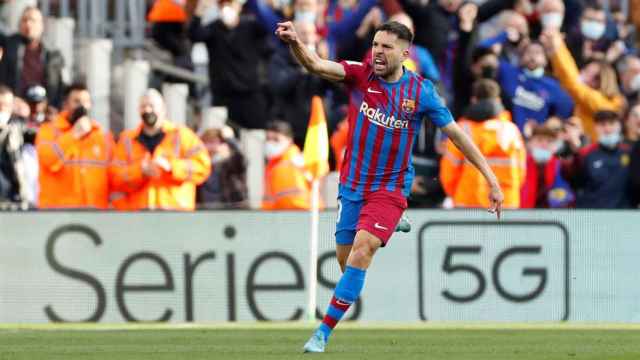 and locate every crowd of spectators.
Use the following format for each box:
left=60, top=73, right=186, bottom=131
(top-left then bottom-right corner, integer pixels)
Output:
left=2, top=0, right=640, bottom=211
